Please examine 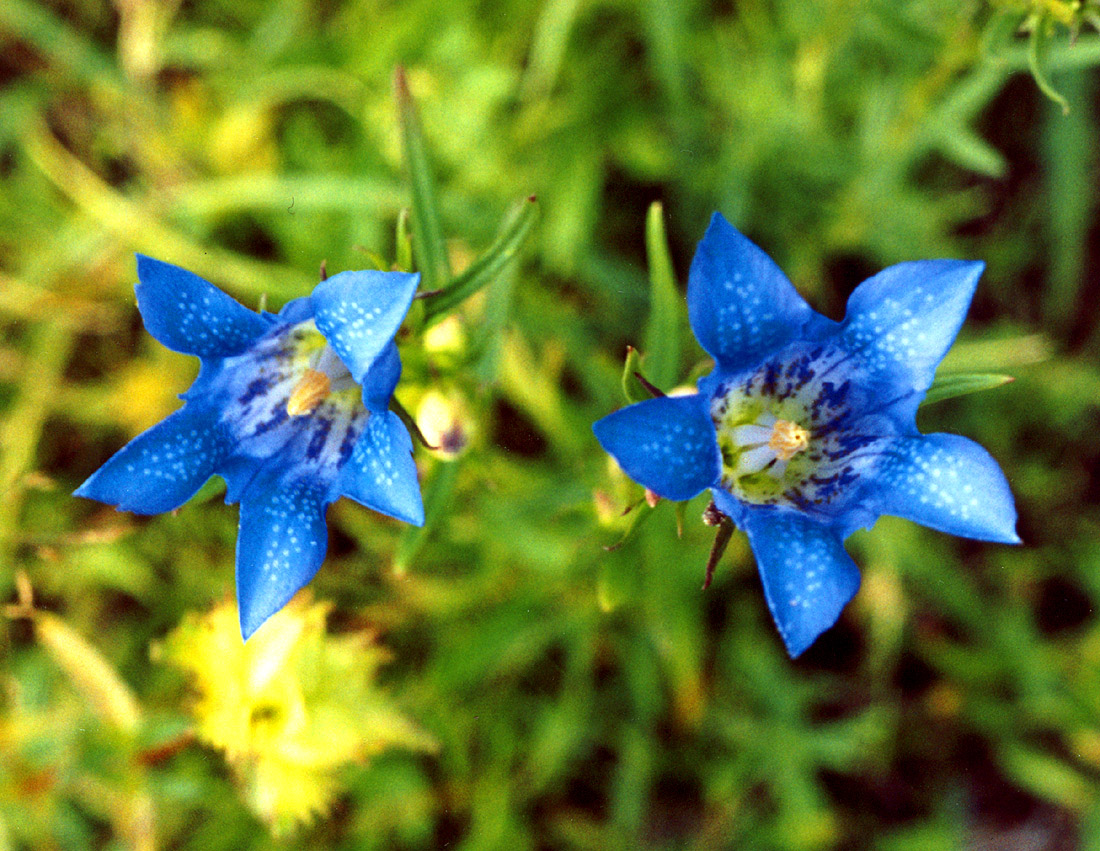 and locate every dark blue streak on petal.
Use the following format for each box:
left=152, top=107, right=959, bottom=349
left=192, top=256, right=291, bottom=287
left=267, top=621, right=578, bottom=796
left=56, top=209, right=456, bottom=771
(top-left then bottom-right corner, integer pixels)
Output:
left=237, top=375, right=275, bottom=408
left=250, top=403, right=290, bottom=437
left=338, top=416, right=361, bottom=466
left=306, top=414, right=334, bottom=461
